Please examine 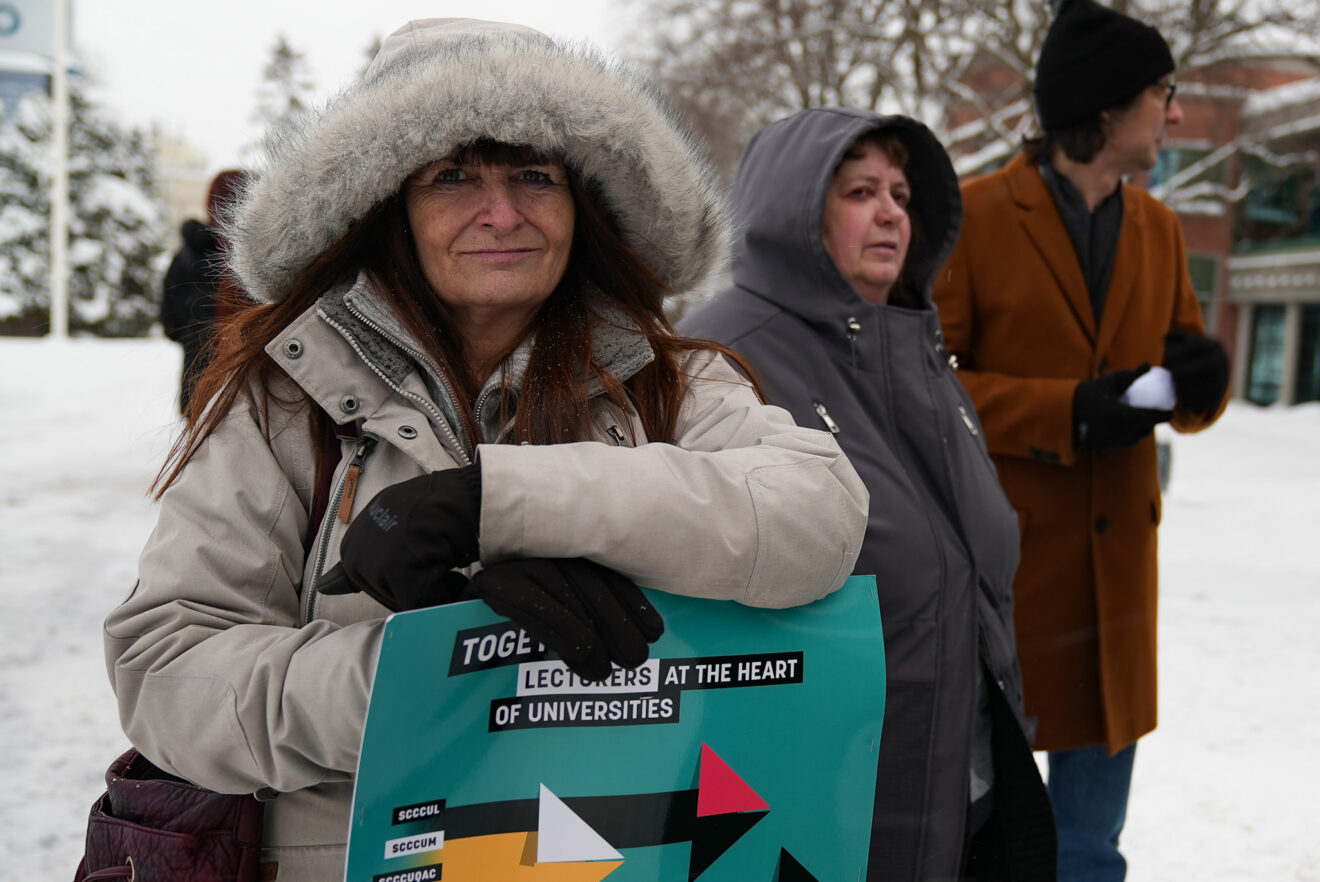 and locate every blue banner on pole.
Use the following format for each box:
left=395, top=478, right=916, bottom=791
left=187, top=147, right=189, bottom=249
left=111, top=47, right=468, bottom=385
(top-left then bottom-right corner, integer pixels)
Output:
left=346, top=576, right=884, bottom=882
